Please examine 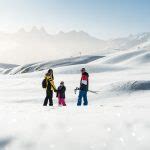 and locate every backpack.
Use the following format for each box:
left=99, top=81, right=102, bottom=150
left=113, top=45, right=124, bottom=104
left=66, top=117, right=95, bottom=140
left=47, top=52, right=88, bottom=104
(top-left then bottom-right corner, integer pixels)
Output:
left=42, top=79, right=47, bottom=88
